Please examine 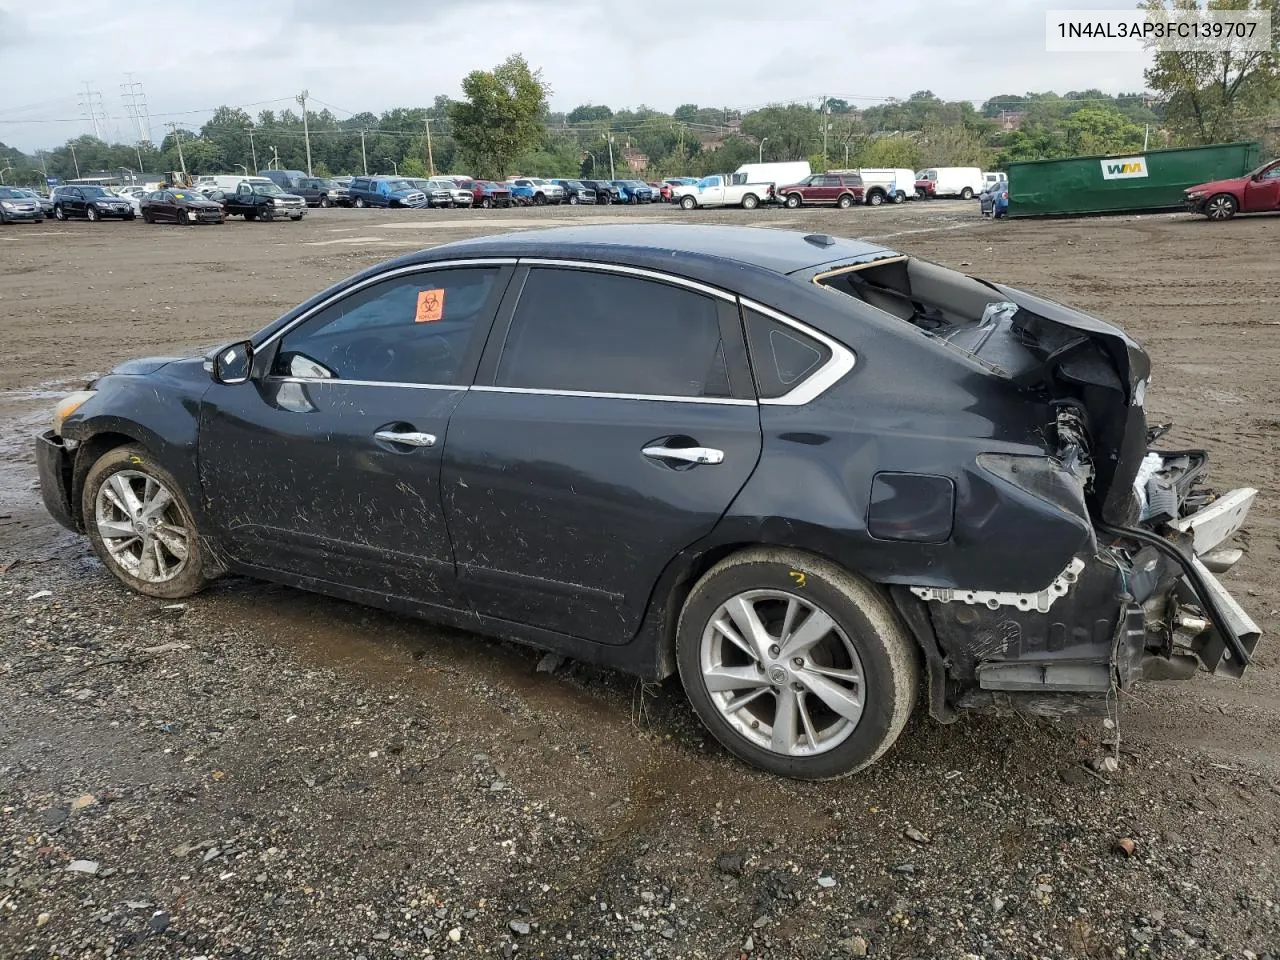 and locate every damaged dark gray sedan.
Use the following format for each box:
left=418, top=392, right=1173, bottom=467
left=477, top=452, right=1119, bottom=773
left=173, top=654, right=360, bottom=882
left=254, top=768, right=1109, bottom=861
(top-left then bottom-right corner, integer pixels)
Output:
left=35, top=225, right=1260, bottom=780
